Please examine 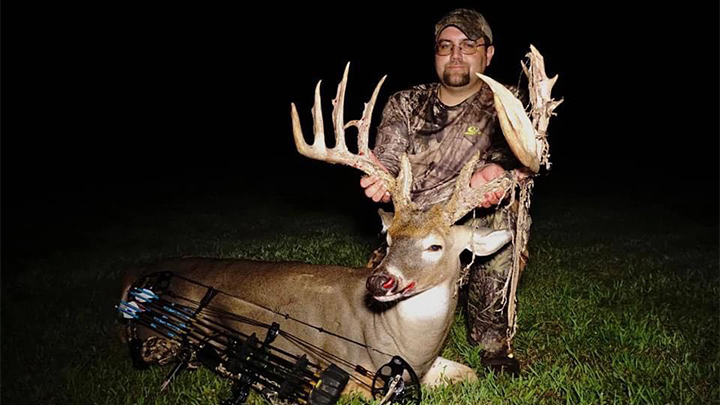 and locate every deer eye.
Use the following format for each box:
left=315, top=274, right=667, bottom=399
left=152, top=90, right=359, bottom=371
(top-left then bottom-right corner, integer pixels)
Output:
left=427, top=245, right=443, bottom=252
